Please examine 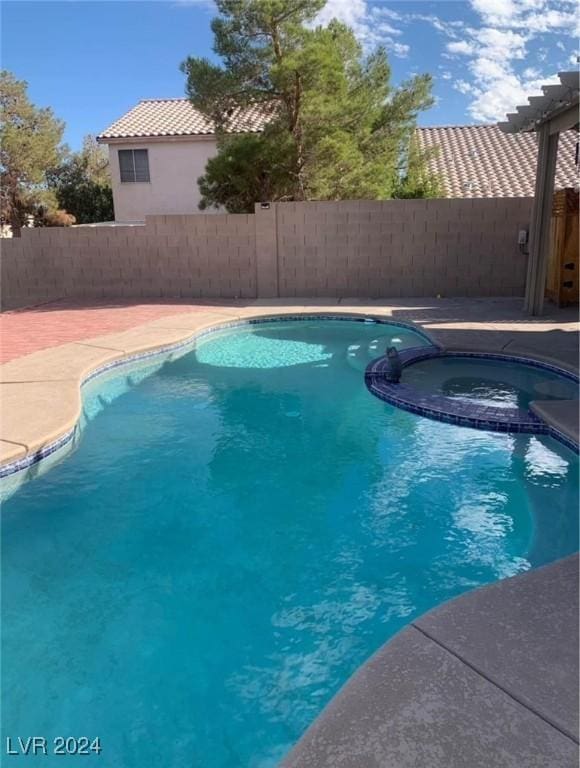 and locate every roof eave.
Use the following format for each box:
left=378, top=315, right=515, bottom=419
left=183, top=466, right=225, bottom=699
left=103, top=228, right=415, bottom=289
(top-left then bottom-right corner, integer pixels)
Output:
left=97, top=132, right=219, bottom=144
left=98, top=128, right=264, bottom=144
